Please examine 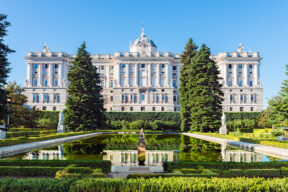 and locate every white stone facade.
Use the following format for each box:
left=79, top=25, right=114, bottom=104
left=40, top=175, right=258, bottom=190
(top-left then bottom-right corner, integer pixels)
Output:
left=24, top=29, right=263, bottom=112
